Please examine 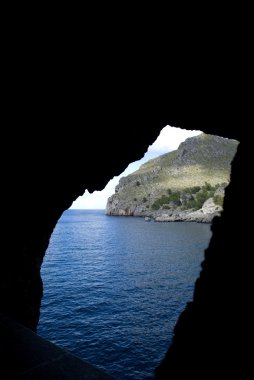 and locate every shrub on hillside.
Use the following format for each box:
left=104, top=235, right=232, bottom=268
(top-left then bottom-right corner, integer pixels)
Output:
left=213, top=195, right=224, bottom=206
